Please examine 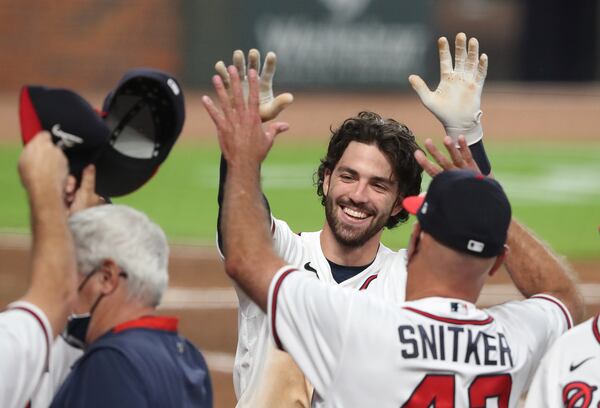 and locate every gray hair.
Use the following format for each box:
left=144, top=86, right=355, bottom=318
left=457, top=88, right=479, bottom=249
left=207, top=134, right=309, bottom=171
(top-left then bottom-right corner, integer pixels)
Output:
left=68, top=205, right=169, bottom=307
